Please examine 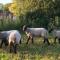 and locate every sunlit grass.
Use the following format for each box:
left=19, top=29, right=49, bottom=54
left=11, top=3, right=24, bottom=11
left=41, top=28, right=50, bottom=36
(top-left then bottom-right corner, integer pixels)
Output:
left=0, top=34, right=60, bottom=60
